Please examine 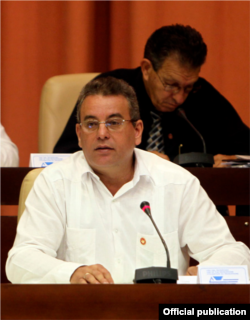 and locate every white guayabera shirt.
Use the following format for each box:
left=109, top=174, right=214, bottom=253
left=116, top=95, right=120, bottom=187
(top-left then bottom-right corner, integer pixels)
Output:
left=0, top=123, right=19, bottom=167
left=6, top=149, right=250, bottom=283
